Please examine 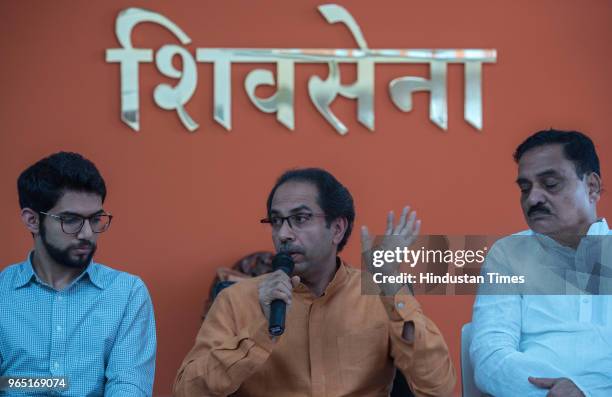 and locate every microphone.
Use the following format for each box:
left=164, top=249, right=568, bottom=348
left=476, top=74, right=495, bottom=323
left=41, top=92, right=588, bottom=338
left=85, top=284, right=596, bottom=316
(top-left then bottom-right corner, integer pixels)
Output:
left=268, top=252, right=295, bottom=336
